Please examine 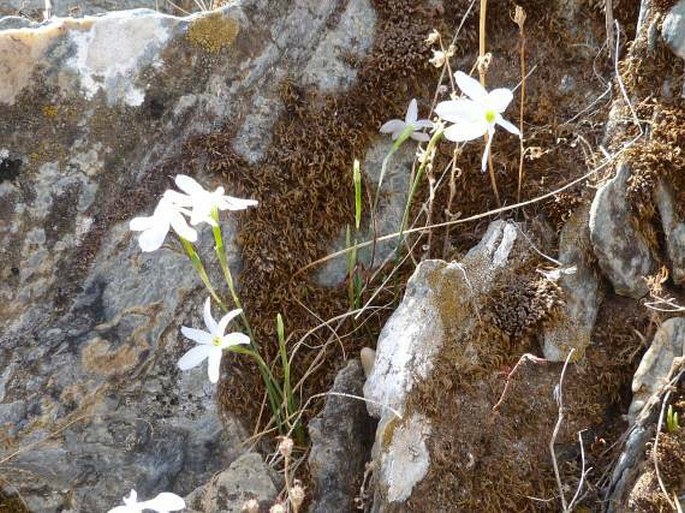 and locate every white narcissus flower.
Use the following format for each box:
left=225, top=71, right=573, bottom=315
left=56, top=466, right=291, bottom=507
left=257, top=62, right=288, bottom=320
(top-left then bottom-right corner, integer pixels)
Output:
left=174, top=174, right=258, bottom=227
left=177, top=297, right=250, bottom=383
left=108, top=489, right=185, bottom=513
left=435, top=71, right=521, bottom=171
left=379, top=98, right=434, bottom=143
left=129, top=192, right=198, bottom=252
